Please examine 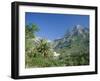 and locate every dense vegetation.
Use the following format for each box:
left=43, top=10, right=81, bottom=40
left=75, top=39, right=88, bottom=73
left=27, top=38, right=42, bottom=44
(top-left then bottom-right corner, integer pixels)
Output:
left=25, top=24, right=63, bottom=68
left=25, top=24, right=89, bottom=68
